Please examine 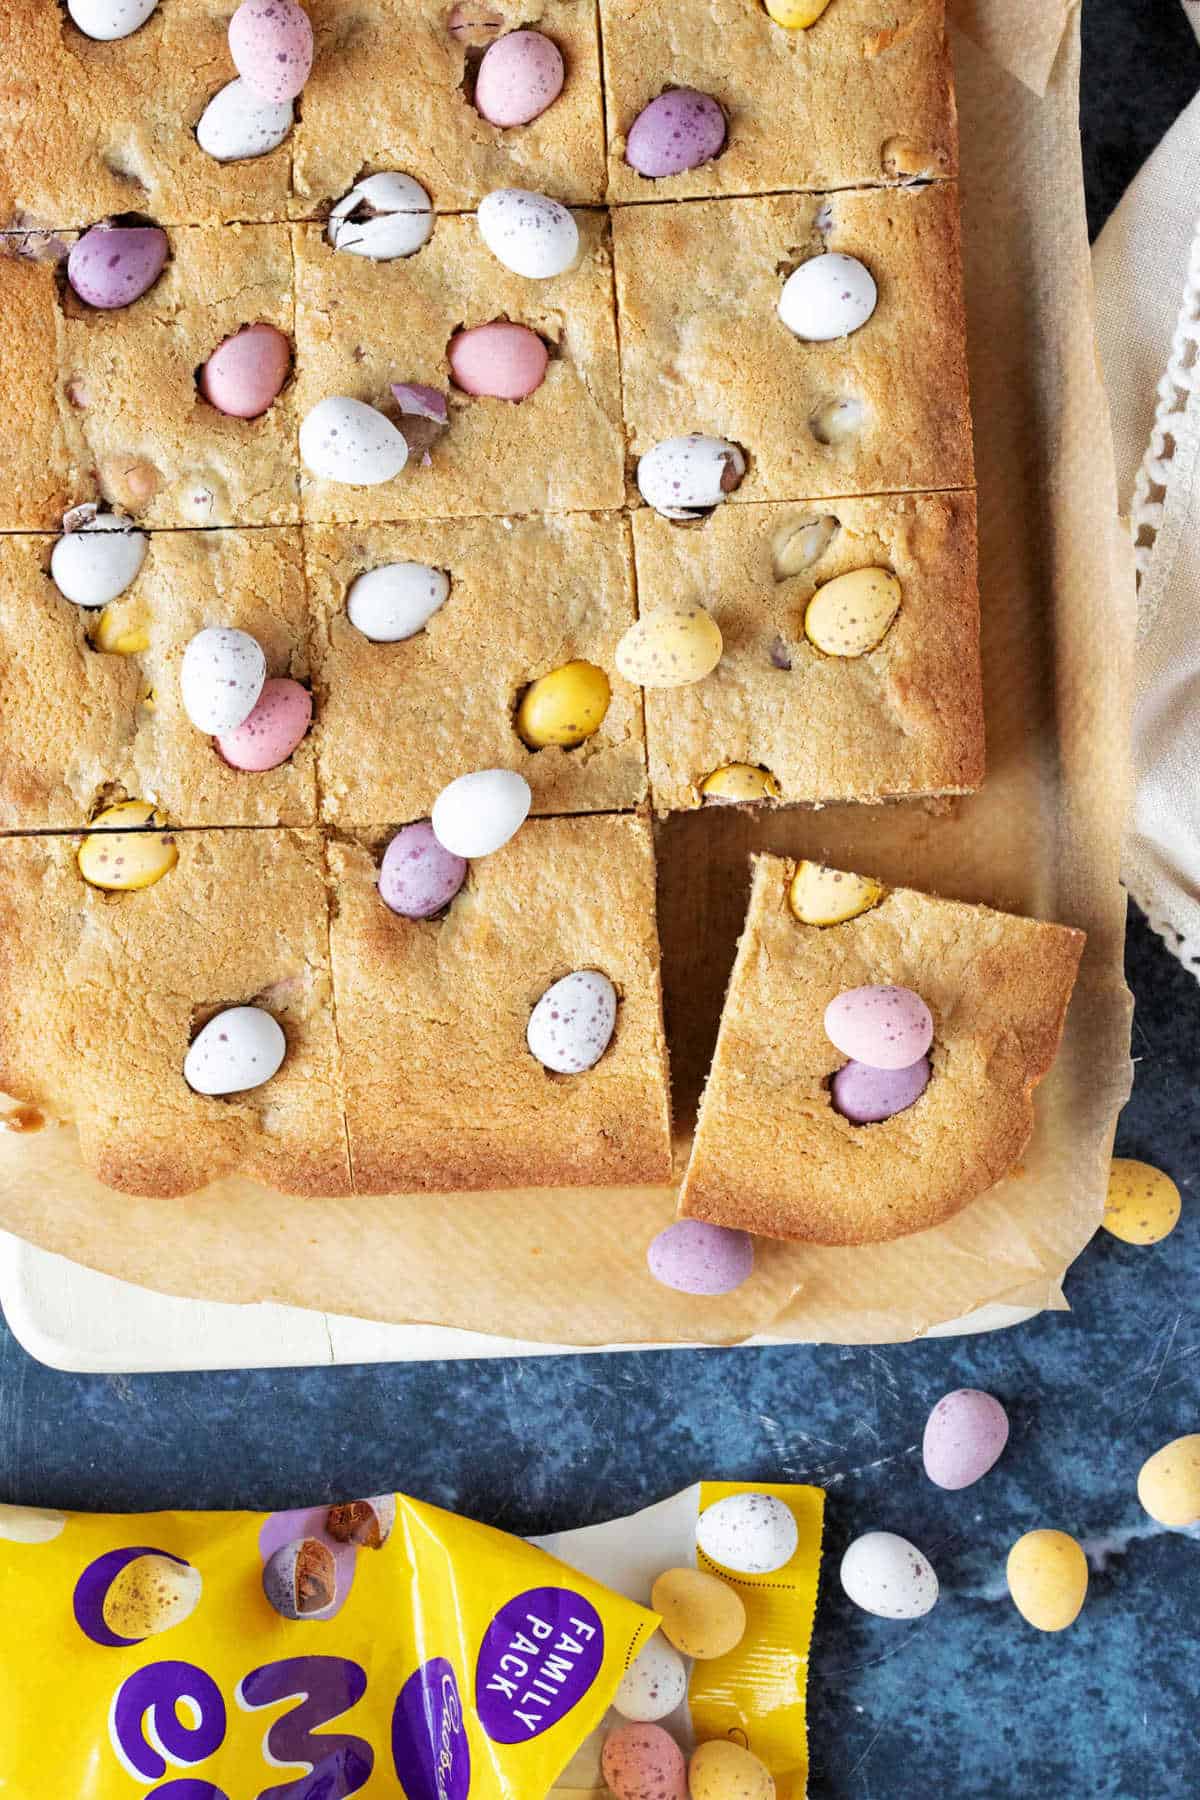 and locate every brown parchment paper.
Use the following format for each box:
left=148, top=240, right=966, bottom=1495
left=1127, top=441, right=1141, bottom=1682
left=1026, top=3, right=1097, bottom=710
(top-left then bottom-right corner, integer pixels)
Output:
left=0, top=0, right=1135, bottom=1350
